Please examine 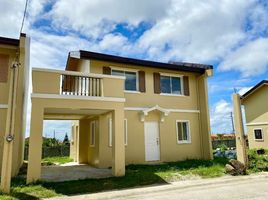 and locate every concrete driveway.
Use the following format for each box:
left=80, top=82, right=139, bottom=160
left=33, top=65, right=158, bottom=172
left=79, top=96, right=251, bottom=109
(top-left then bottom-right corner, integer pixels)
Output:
left=47, top=173, right=268, bottom=200
left=41, top=163, right=112, bottom=182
